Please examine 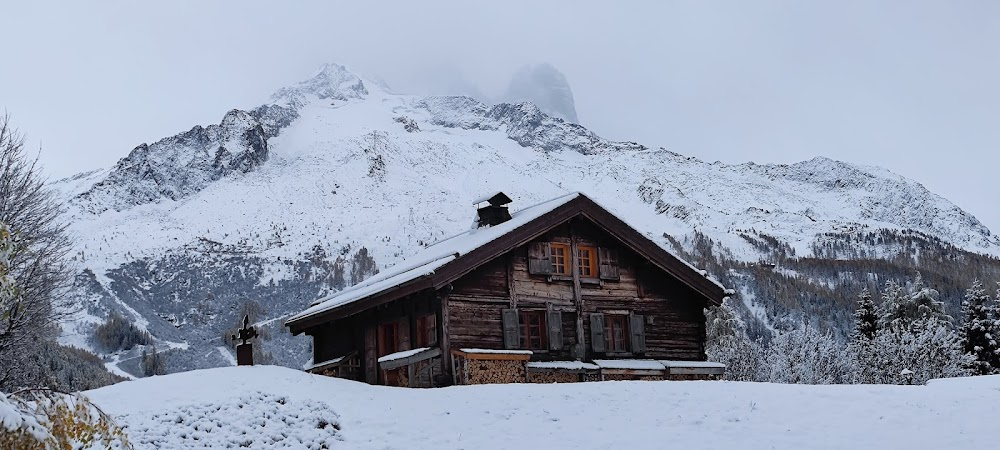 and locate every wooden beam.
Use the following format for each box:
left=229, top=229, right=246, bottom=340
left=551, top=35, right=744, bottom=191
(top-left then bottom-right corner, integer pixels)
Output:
left=507, top=253, right=517, bottom=309
left=451, top=349, right=532, bottom=361
left=570, top=220, right=586, bottom=360
left=378, top=347, right=442, bottom=370
left=439, top=290, right=452, bottom=377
